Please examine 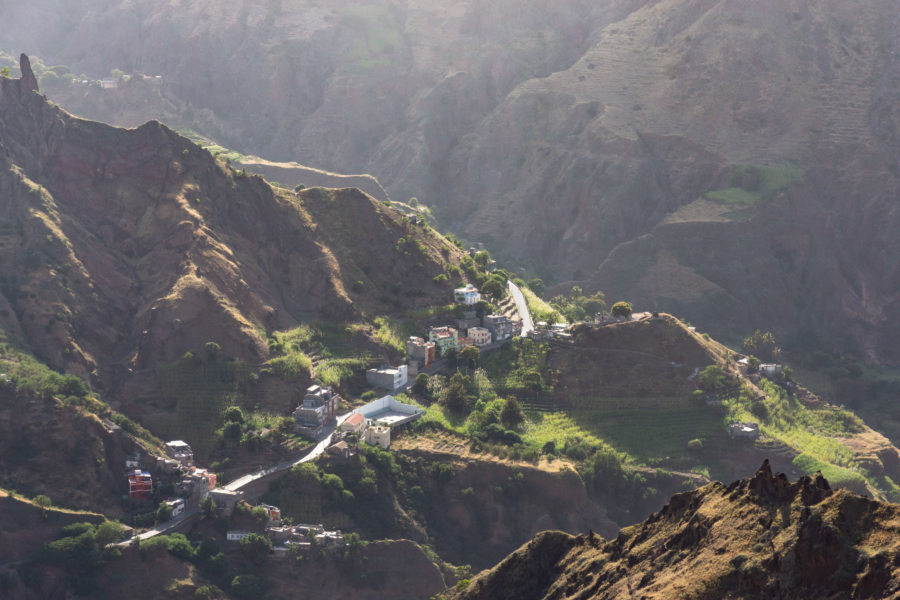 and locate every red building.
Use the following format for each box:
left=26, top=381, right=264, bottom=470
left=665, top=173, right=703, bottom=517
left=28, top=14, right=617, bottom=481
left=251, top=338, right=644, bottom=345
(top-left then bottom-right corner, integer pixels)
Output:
left=128, top=469, right=153, bottom=499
